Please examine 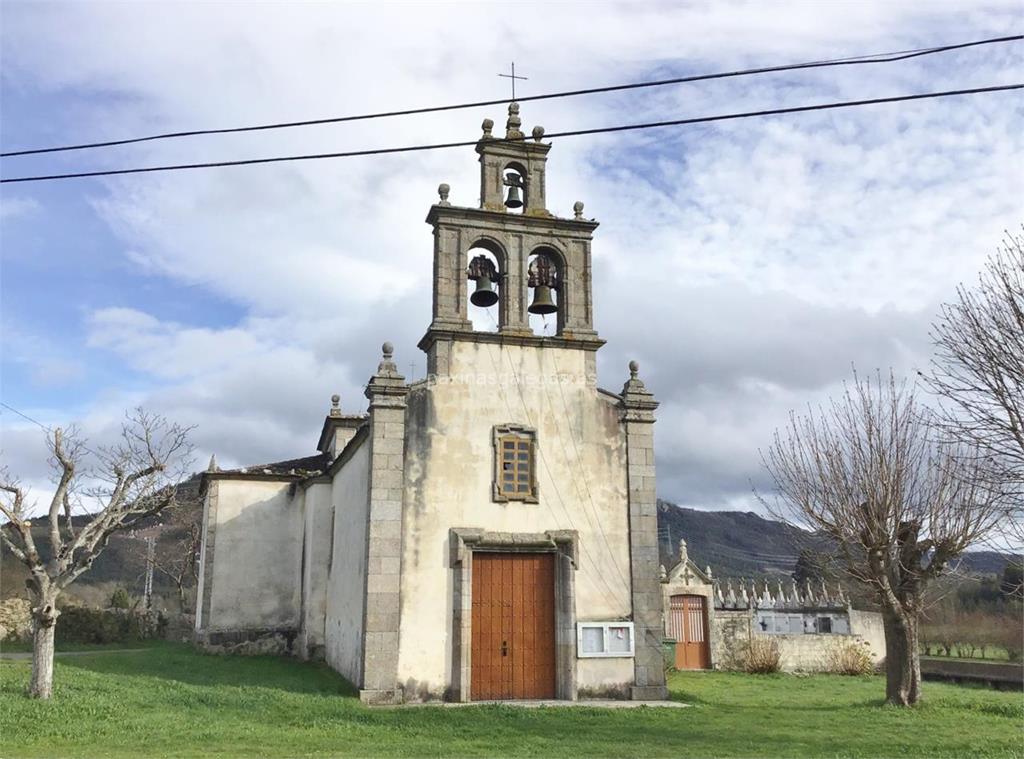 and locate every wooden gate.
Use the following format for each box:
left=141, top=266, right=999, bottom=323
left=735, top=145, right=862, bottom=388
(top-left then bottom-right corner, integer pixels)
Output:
left=471, top=552, right=556, bottom=700
left=668, top=594, right=710, bottom=670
